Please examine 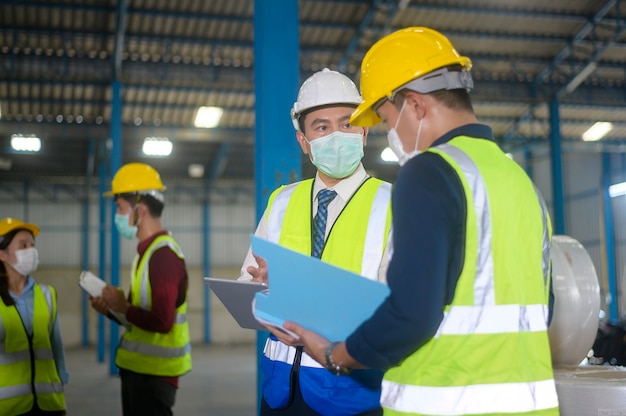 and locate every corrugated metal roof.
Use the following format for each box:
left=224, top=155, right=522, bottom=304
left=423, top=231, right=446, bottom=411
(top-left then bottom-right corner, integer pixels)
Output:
left=1, top=0, right=625, bottom=187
